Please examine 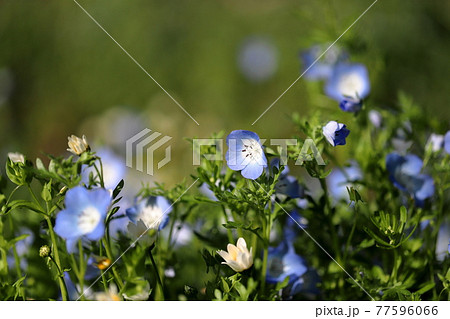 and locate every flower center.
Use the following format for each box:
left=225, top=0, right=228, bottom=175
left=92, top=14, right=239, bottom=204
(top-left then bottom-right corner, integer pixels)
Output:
left=337, top=72, right=364, bottom=98
left=139, top=205, right=164, bottom=229
left=78, top=206, right=101, bottom=233
left=241, top=139, right=263, bottom=163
